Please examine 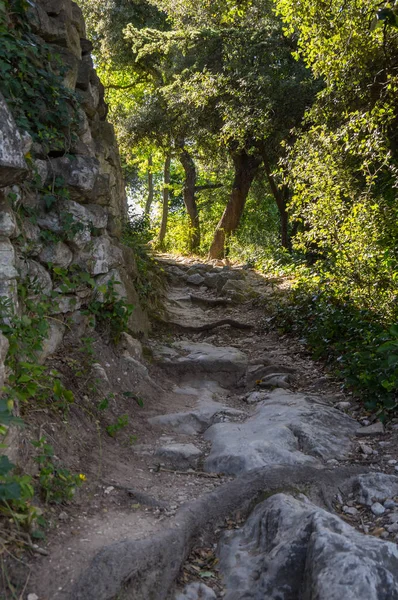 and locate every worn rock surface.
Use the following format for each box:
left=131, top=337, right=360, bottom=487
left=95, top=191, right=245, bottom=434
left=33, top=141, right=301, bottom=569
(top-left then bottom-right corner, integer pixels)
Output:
left=149, top=400, right=244, bottom=435
left=204, top=389, right=359, bottom=475
left=347, top=473, right=398, bottom=506
left=218, top=493, right=398, bottom=600
left=153, top=341, right=248, bottom=386
left=175, top=583, right=217, bottom=600
left=155, top=443, right=202, bottom=469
